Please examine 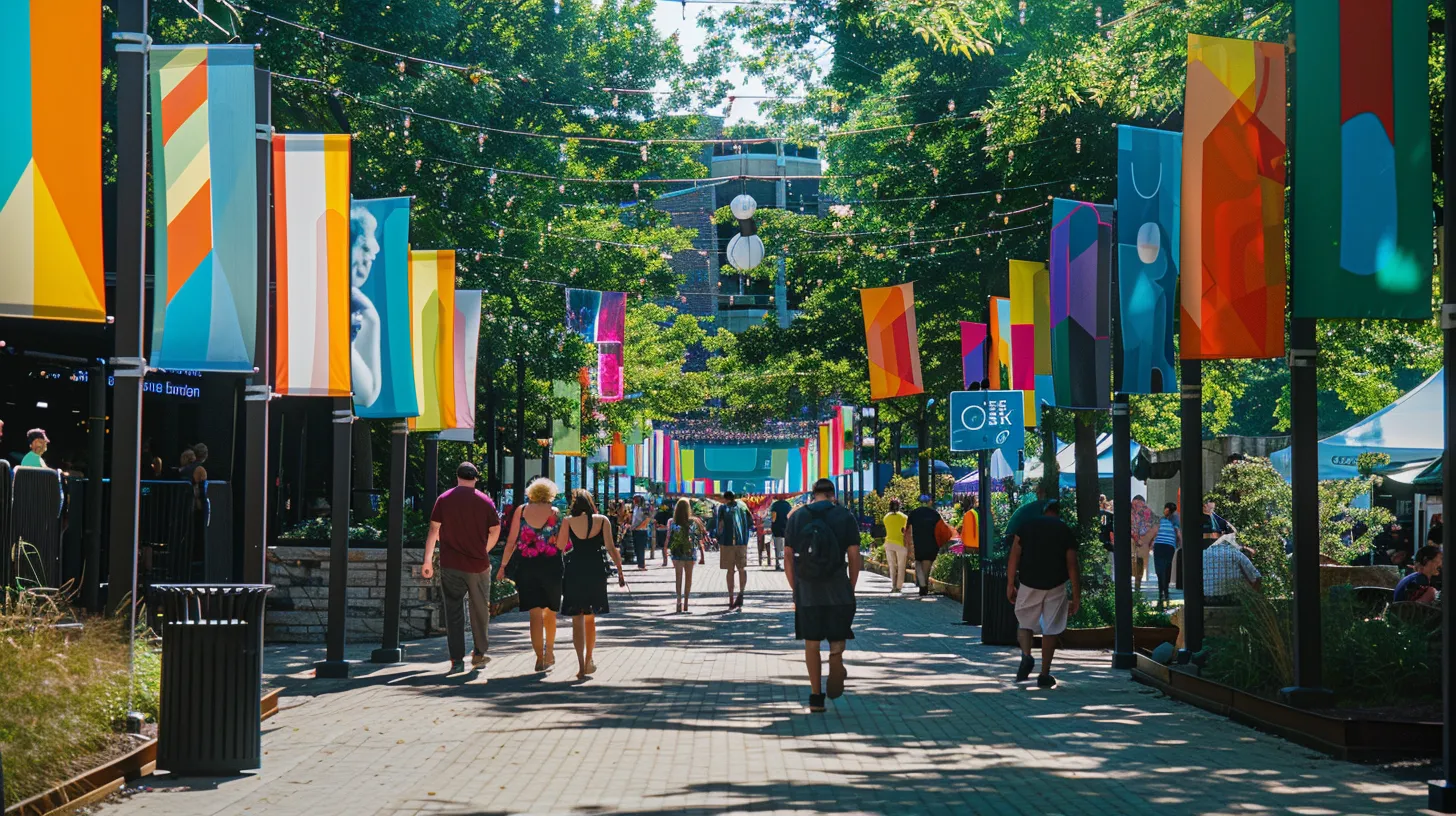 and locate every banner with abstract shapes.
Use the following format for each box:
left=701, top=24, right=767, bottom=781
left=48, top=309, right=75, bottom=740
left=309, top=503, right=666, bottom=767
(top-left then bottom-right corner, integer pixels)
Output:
left=349, top=197, right=416, bottom=417
left=1116, top=127, right=1180, bottom=393
left=1050, top=201, right=1113, bottom=410
left=551, top=378, right=582, bottom=456
left=407, top=251, right=456, bottom=432
left=1293, top=1, right=1431, bottom=318
left=840, top=406, right=855, bottom=474
left=0, top=3, right=104, bottom=322
left=988, top=297, right=1012, bottom=390
left=960, top=322, right=987, bottom=390
left=597, top=291, right=626, bottom=343
left=437, top=289, right=482, bottom=442
left=1182, top=34, right=1287, bottom=359
left=859, top=283, right=924, bottom=400
left=274, top=133, right=351, bottom=396
left=149, top=45, right=257, bottom=367
left=598, top=342, right=624, bottom=402
left=1009, top=261, right=1052, bottom=424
